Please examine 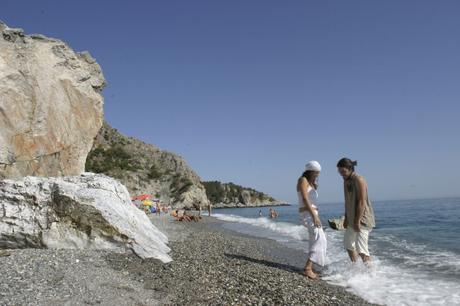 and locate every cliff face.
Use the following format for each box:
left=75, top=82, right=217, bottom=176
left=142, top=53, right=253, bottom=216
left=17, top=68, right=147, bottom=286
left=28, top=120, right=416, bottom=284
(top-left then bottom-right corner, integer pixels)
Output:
left=202, top=181, right=285, bottom=208
left=86, top=121, right=209, bottom=209
left=0, top=21, right=105, bottom=179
